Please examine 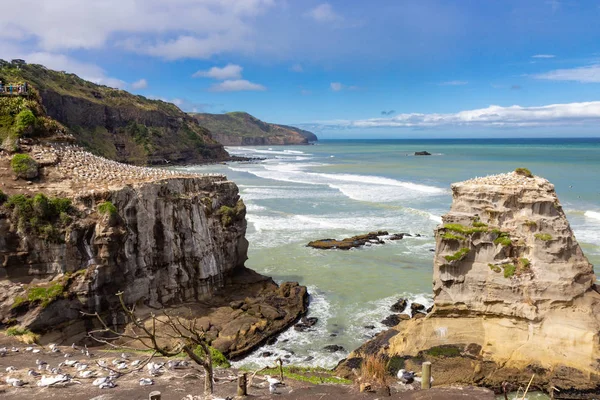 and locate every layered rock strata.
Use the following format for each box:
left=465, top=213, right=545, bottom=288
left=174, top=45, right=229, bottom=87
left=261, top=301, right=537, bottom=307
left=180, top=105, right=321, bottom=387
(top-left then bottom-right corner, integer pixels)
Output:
left=340, top=172, right=600, bottom=398
left=0, top=145, right=307, bottom=354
